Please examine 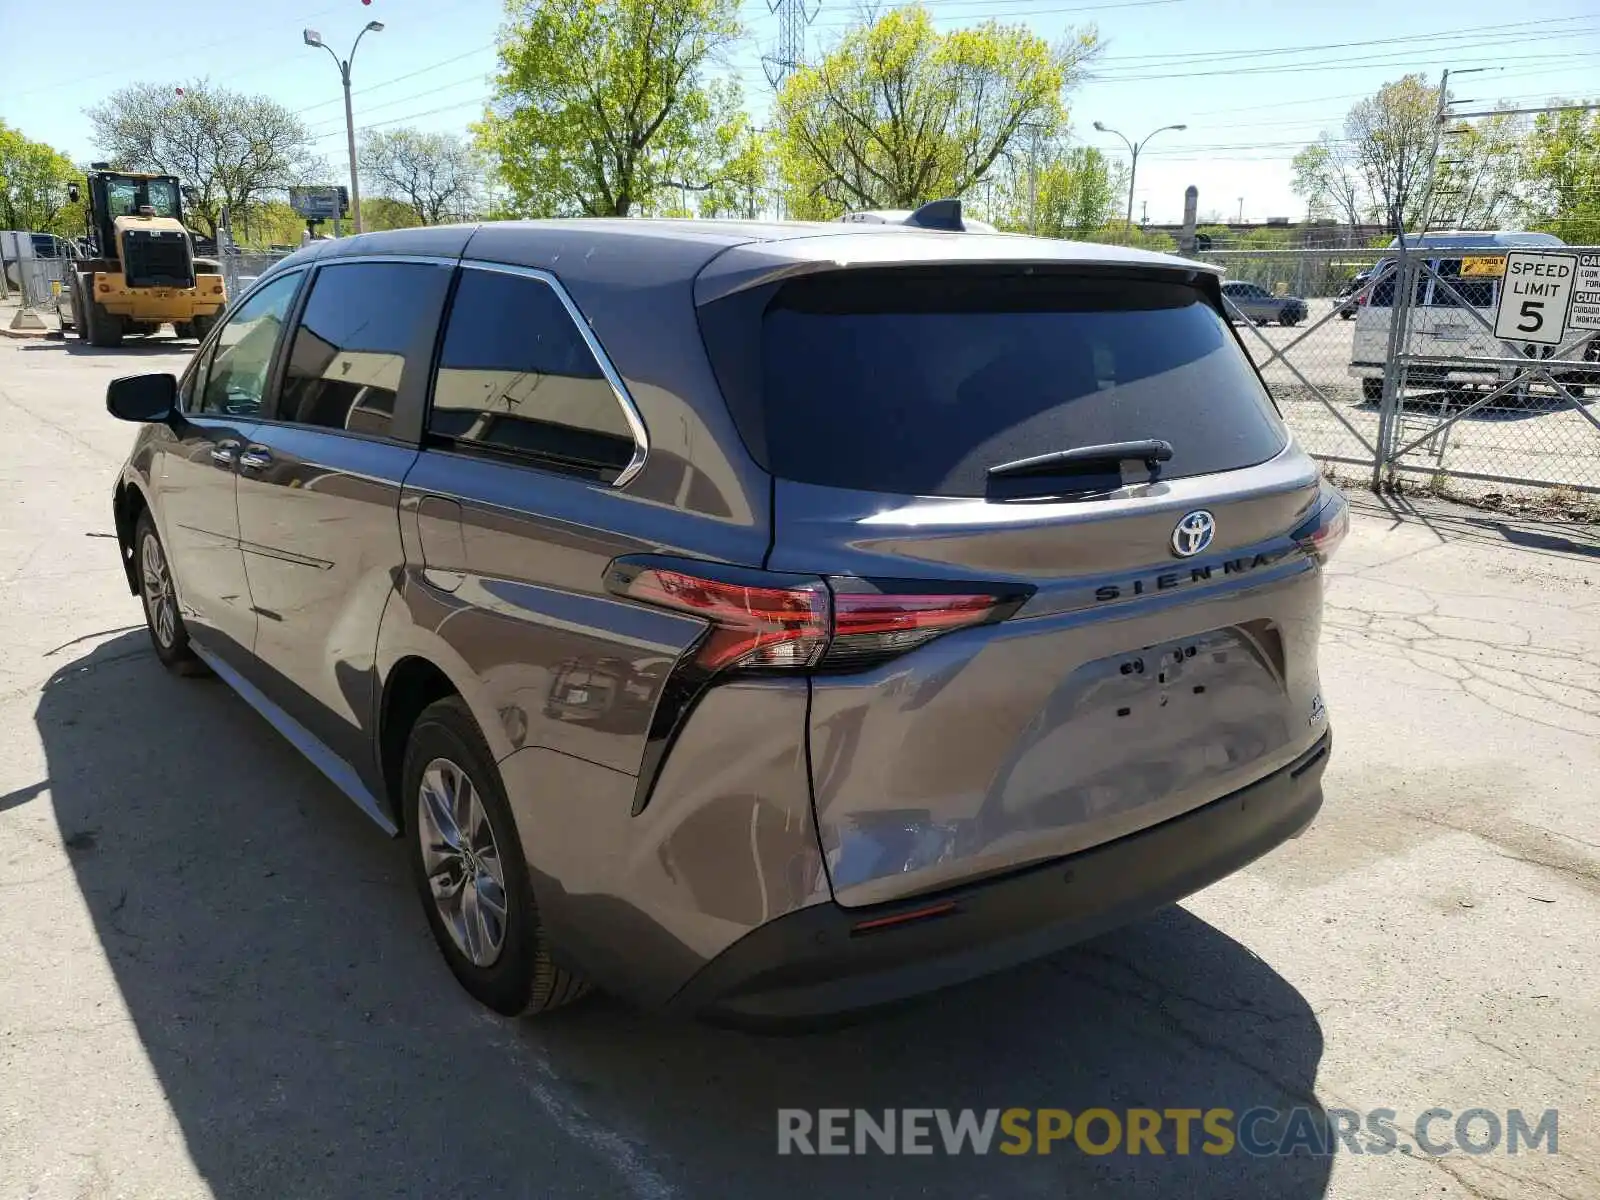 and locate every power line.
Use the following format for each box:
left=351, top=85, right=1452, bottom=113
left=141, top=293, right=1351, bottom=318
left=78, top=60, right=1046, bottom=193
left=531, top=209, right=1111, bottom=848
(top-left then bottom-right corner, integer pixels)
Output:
left=1093, top=48, right=1600, bottom=83
left=1088, top=14, right=1600, bottom=67
left=297, top=44, right=497, bottom=116
left=305, top=72, right=492, bottom=134
left=807, top=0, right=1184, bottom=27
left=309, top=98, right=486, bottom=142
